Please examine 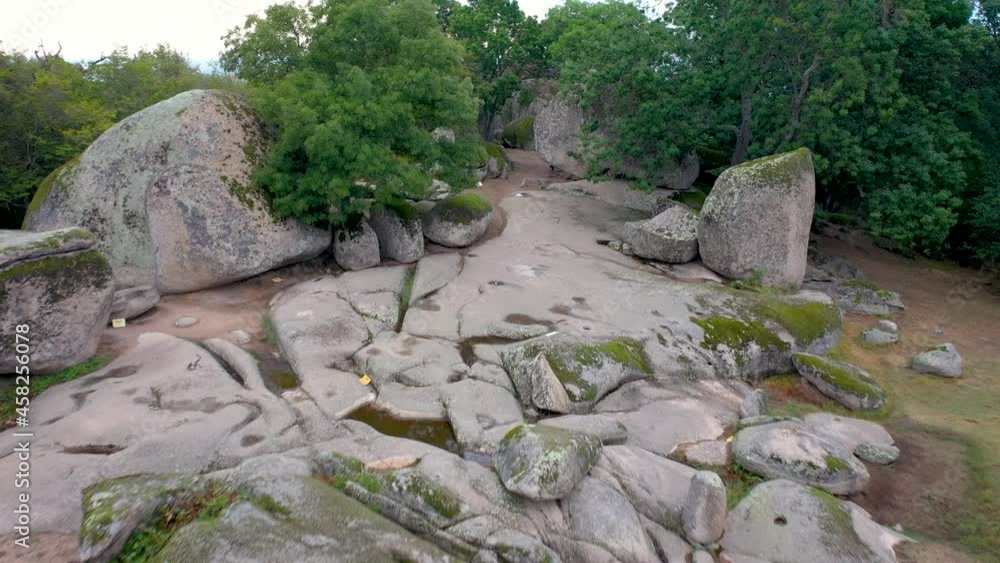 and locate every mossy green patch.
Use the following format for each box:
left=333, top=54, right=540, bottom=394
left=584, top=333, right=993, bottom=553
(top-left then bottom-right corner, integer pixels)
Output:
left=793, top=353, right=887, bottom=402
left=261, top=314, right=279, bottom=348
left=397, top=473, right=463, bottom=519
left=520, top=337, right=652, bottom=402
left=675, top=188, right=709, bottom=211
left=434, top=193, right=493, bottom=226
left=692, top=315, right=789, bottom=366
left=716, top=463, right=766, bottom=509
left=824, top=454, right=851, bottom=472
left=23, top=155, right=81, bottom=226
left=0, top=250, right=112, bottom=305
left=384, top=199, right=422, bottom=222
left=754, top=300, right=840, bottom=345
left=502, top=117, right=535, bottom=148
